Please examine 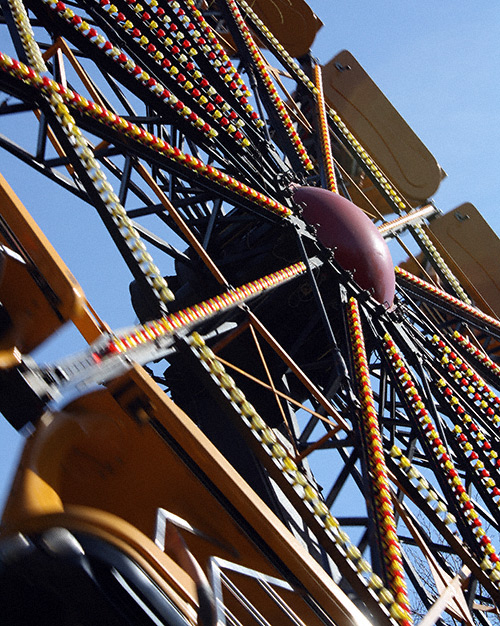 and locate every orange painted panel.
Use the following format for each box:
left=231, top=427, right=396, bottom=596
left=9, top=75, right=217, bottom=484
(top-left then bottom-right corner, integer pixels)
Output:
left=322, top=50, right=445, bottom=209
left=426, top=204, right=500, bottom=319
left=248, top=0, right=322, bottom=57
